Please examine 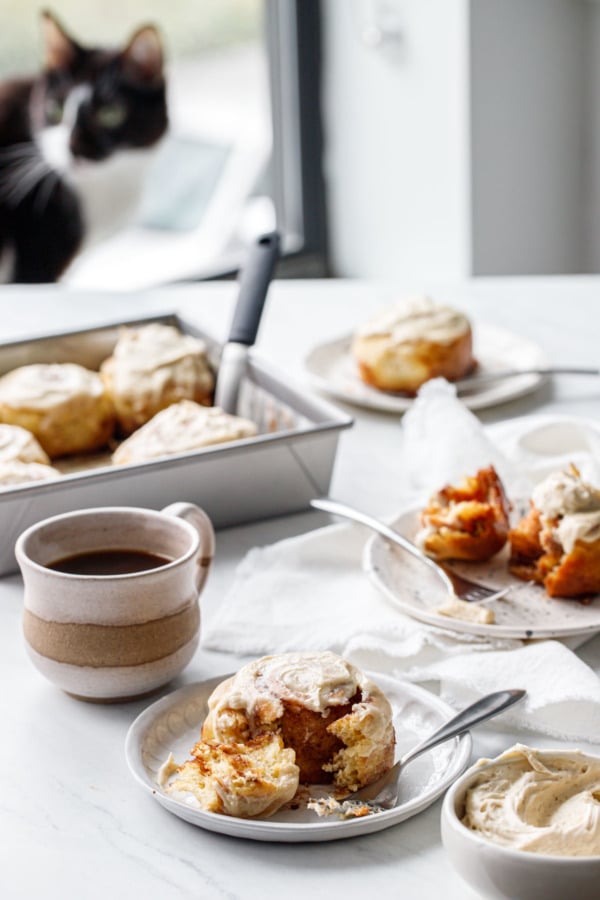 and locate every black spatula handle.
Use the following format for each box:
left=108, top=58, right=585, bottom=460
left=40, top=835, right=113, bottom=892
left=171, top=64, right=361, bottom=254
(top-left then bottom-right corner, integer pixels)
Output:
left=228, top=232, right=280, bottom=346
